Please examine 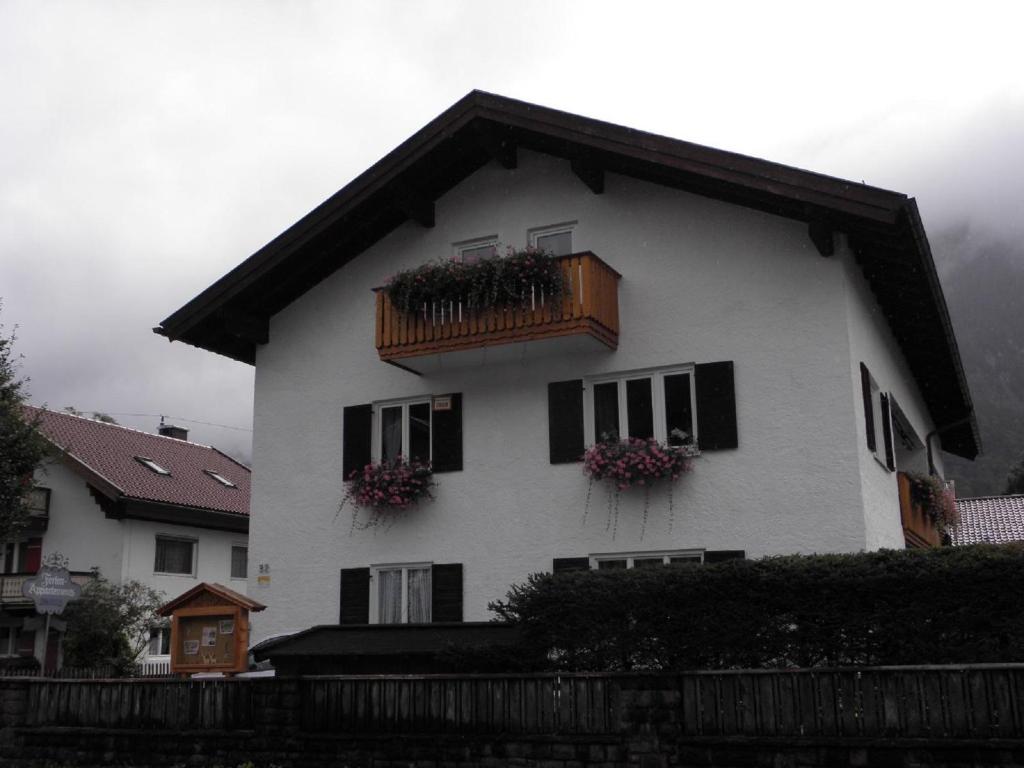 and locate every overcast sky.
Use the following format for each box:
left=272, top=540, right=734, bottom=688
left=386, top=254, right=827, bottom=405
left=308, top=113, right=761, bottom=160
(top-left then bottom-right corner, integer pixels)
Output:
left=1, top=1, right=1021, bottom=463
